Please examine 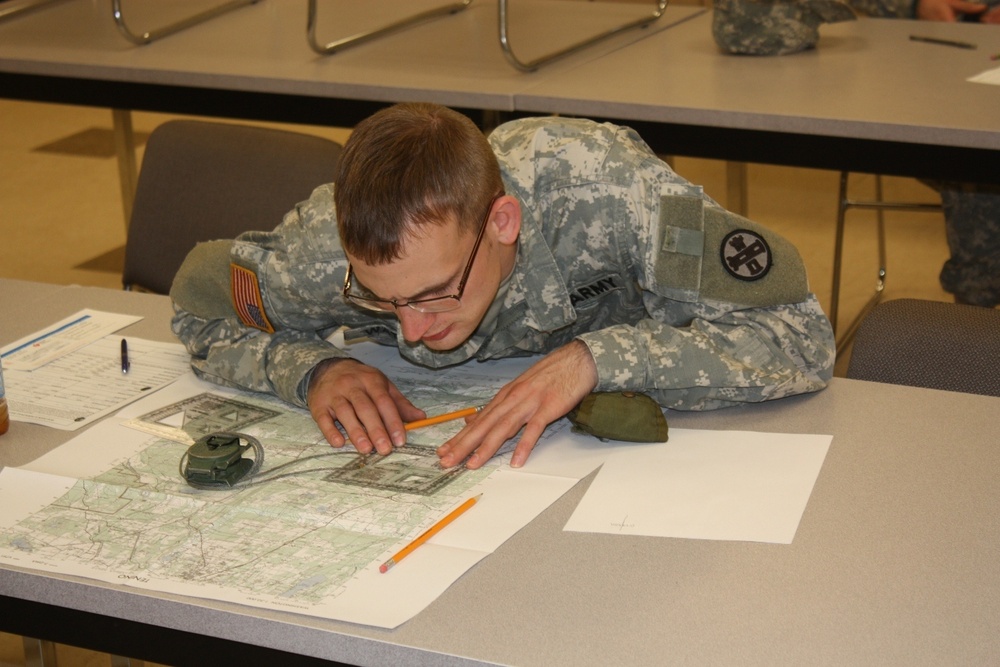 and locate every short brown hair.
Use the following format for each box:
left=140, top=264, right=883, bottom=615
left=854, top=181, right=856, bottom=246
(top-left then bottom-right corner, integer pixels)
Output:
left=335, top=103, right=503, bottom=264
